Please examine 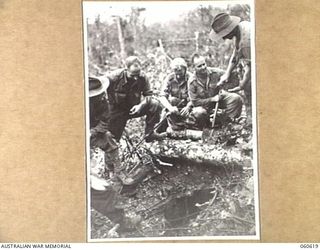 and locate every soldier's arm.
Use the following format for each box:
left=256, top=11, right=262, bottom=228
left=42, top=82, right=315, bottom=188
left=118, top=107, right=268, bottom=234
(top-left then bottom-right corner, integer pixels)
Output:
left=158, top=75, right=175, bottom=111
left=90, top=97, right=110, bottom=135
left=130, top=74, right=153, bottom=114
left=225, top=48, right=239, bottom=78
left=228, top=64, right=250, bottom=92
left=142, top=74, right=153, bottom=97
left=218, top=49, right=239, bottom=85
left=105, top=69, right=121, bottom=83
